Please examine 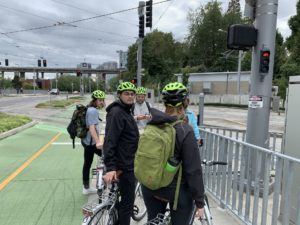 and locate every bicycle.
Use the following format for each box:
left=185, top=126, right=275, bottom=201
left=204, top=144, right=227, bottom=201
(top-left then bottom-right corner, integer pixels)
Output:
left=81, top=156, right=147, bottom=225
left=143, top=160, right=228, bottom=225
